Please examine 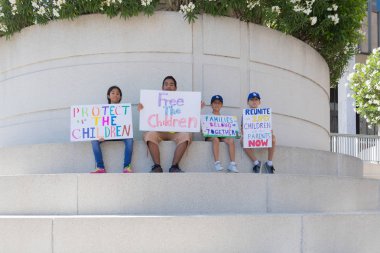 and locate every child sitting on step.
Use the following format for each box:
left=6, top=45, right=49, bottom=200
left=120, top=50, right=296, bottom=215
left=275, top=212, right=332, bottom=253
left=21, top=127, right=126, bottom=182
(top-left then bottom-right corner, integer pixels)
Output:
left=242, top=92, right=276, bottom=174
left=204, top=95, right=238, bottom=173
left=91, top=86, right=134, bottom=173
